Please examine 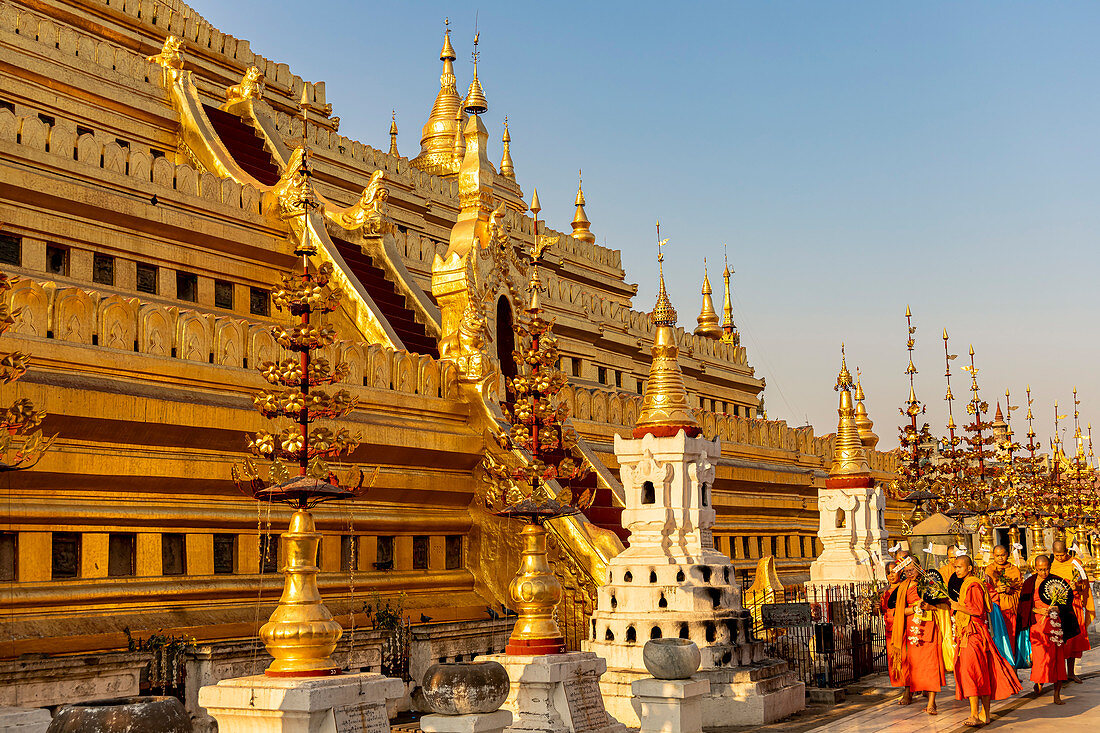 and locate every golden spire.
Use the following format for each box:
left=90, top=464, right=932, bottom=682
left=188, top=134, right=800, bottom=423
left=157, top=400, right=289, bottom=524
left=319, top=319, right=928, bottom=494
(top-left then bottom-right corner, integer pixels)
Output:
left=634, top=224, right=699, bottom=439
left=411, top=19, right=464, bottom=174
left=830, top=345, right=871, bottom=478
left=388, top=110, right=399, bottom=157
left=570, top=170, right=596, bottom=244
left=463, top=33, right=488, bottom=115
left=853, top=367, right=879, bottom=450
left=719, top=246, right=738, bottom=346
left=694, top=259, right=722, bottom=339
left=499, top=116, right=515, bottom=178
left=452, top=103, right=467, bottom=165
